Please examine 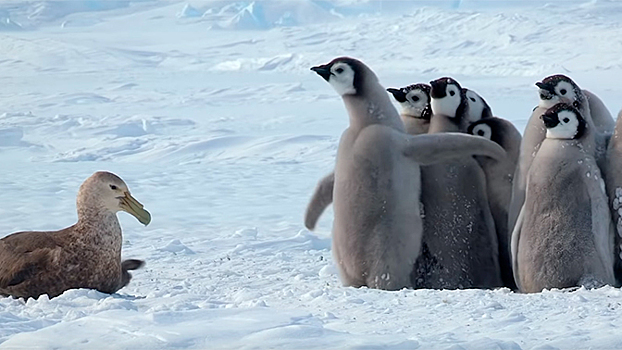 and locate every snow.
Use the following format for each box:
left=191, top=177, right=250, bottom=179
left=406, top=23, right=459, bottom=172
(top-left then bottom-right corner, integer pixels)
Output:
left=1, top=0, right=622, bottom=349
